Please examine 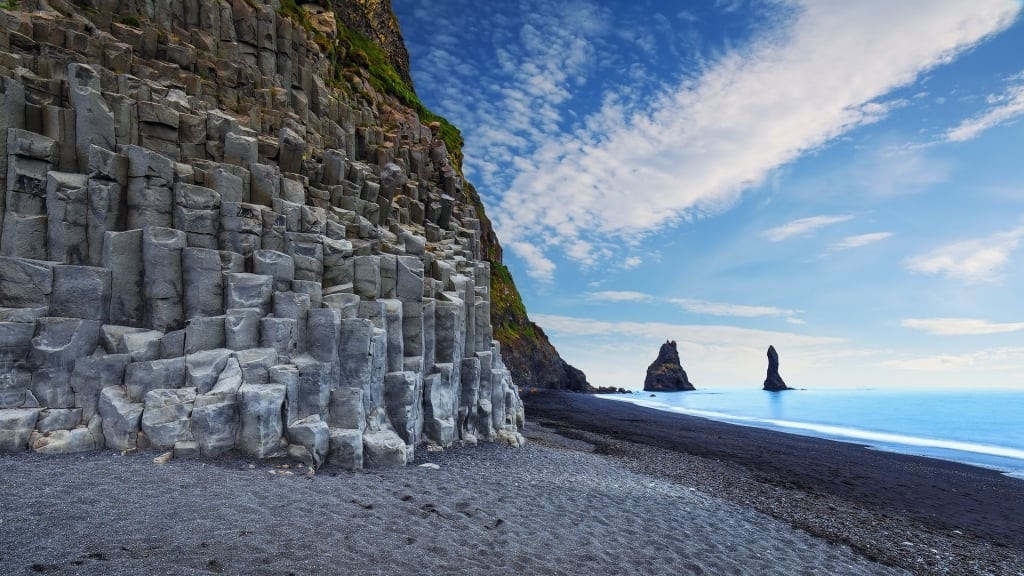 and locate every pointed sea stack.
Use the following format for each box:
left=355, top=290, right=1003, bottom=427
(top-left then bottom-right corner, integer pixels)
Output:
left=643, top=340, right=695, bottom=391
left=763, top=345, right=790, bottom=391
